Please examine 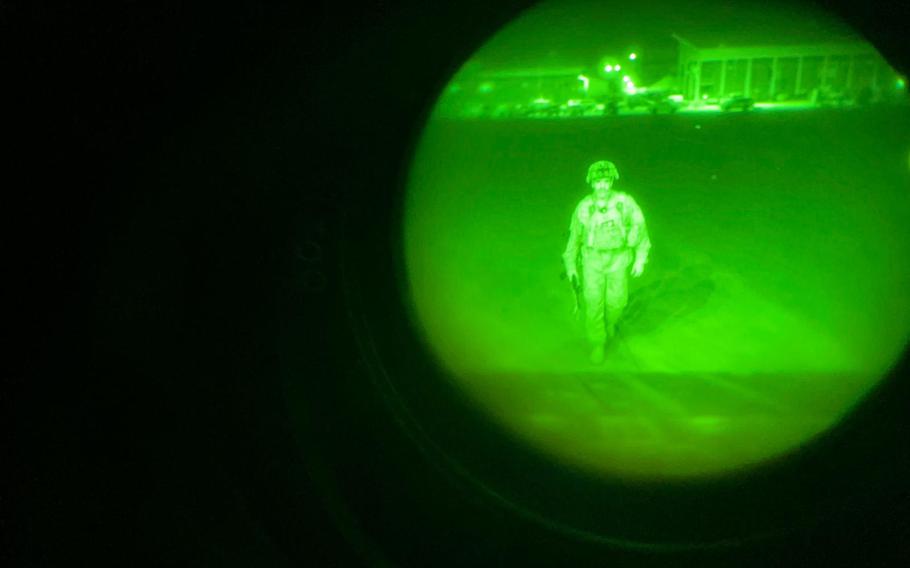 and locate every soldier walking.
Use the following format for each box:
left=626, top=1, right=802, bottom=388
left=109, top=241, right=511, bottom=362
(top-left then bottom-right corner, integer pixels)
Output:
left=563, top=160, right=651, bottom=364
